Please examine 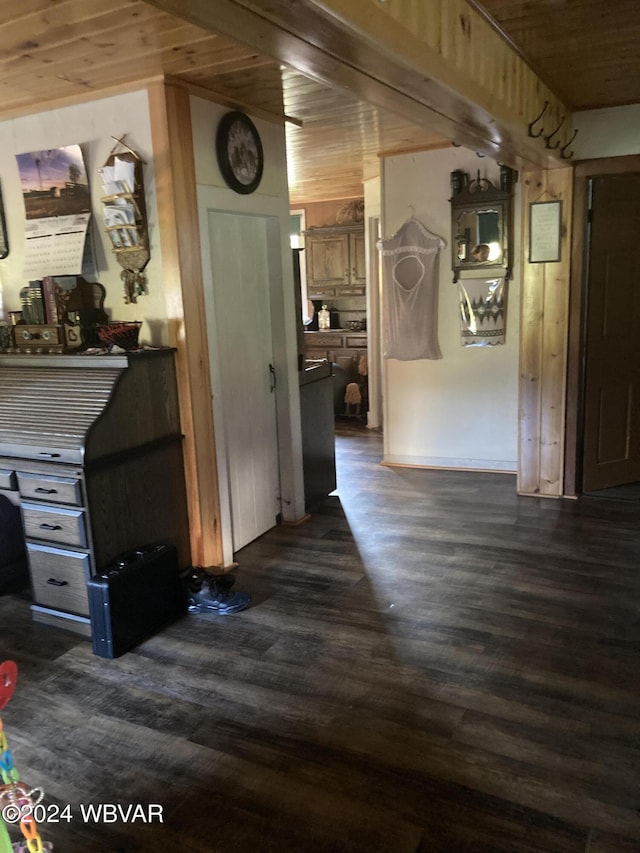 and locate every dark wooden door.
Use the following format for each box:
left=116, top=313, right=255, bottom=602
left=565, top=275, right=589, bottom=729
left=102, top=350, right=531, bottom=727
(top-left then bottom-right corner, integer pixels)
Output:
left=582, top=174, right=640, bottom=490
